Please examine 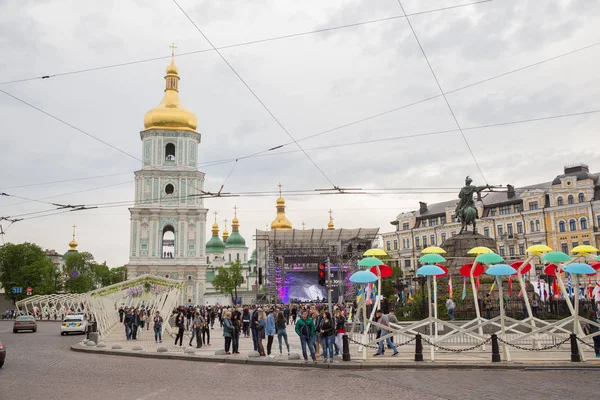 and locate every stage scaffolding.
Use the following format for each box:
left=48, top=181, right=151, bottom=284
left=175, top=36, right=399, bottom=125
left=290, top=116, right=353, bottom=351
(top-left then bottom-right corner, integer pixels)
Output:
left=255, top=228, right=379, bottom=303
